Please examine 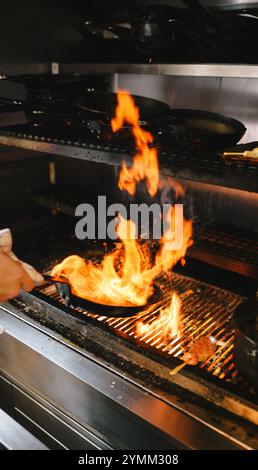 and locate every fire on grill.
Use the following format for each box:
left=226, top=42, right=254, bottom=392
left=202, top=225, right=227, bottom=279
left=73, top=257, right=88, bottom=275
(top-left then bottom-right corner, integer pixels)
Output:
left=51, top=91, right=193, bottom=318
